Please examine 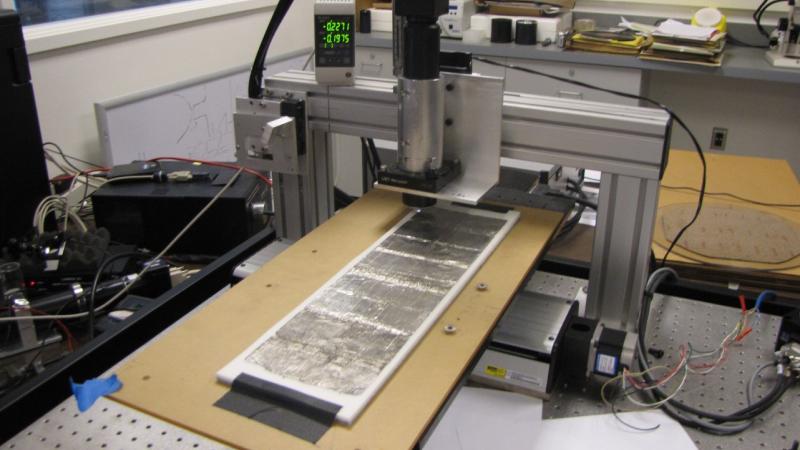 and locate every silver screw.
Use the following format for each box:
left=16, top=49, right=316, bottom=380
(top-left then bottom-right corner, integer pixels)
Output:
left=477, top=283, right=488, bottom=291
left=444, top=324, right=457, bottom=335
